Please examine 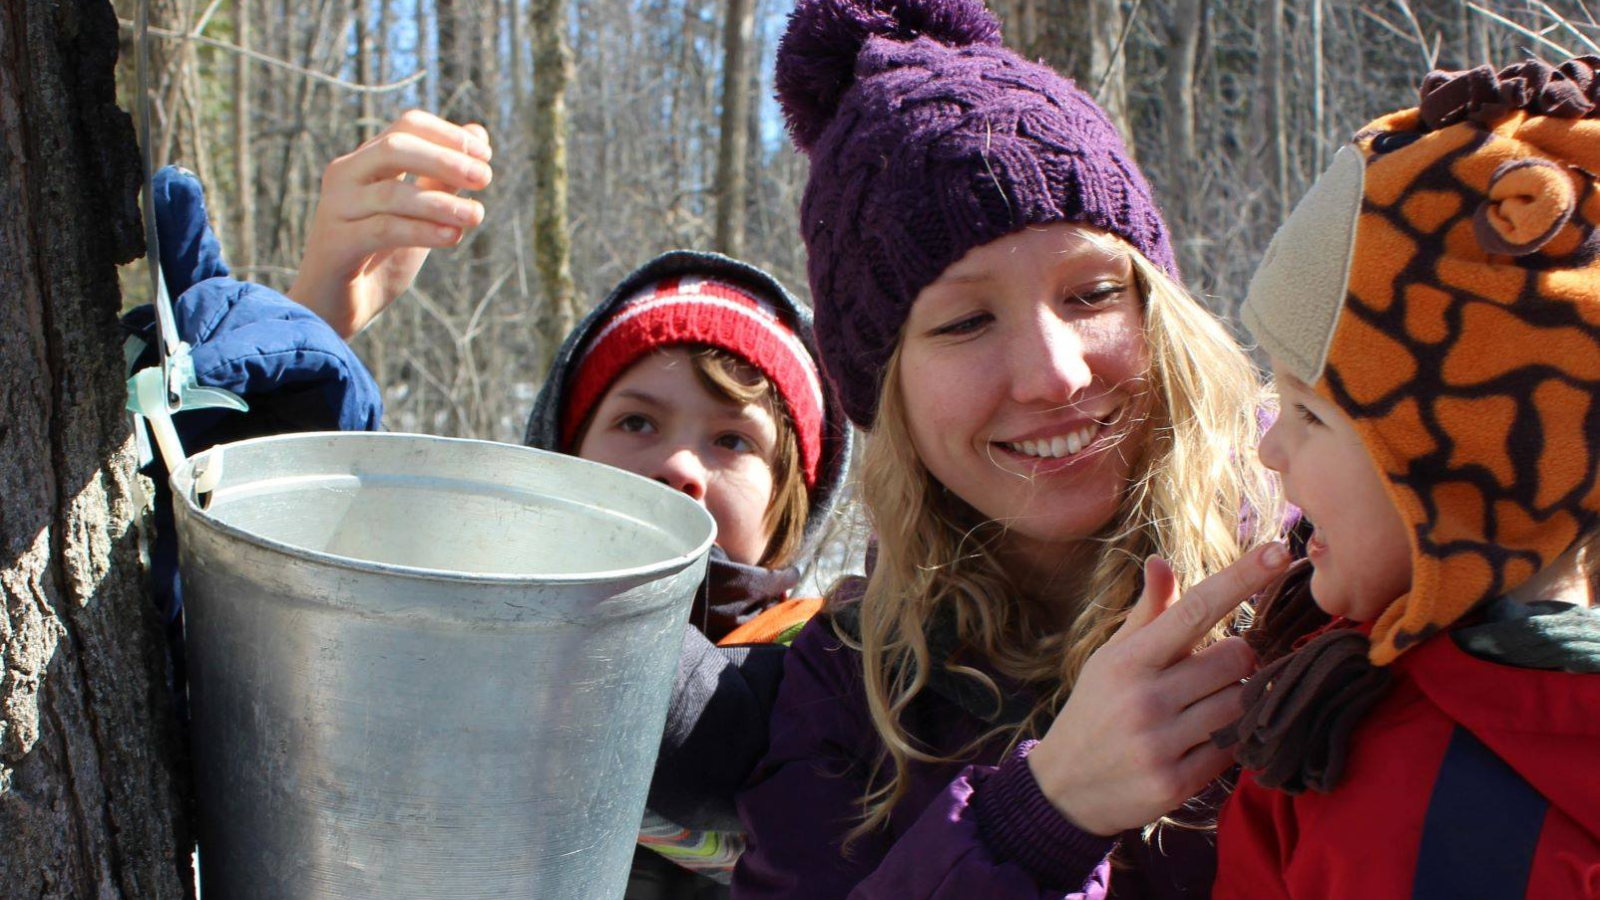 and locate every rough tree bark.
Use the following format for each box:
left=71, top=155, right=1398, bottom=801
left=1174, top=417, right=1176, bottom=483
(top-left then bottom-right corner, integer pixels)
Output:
left=713, top=0, right=754, bottom=257
left=531, top=0, right=578, bottom=368
left=0, top=0, right=192, bottom=897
